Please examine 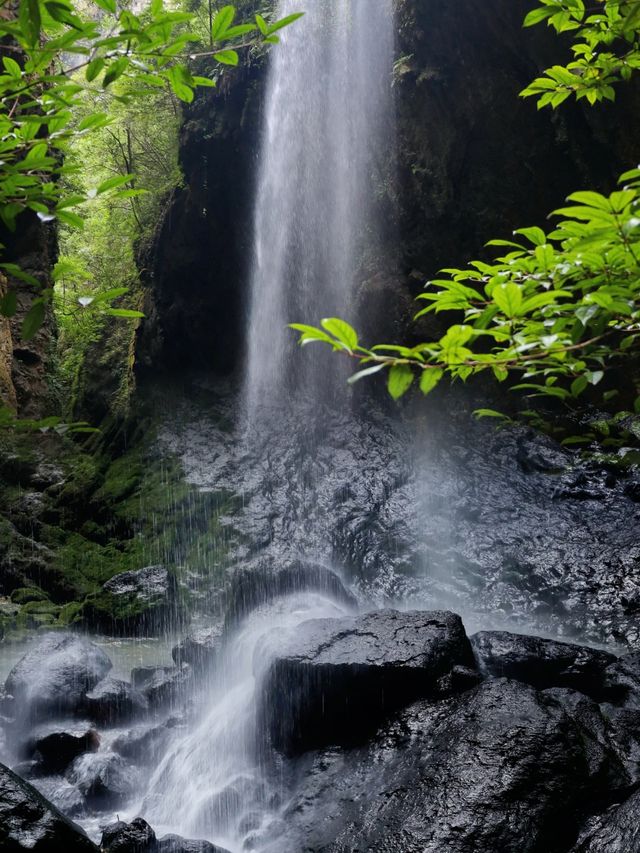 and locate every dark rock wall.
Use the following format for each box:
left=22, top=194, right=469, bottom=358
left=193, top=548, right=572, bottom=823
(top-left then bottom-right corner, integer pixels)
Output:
left=135, top=60, right=267, bottom=377
left=0, top=213, right=57, bottom=418
left=136, top=0, right=640, bottom=371
left=394, top=0, right=640, bottom=278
